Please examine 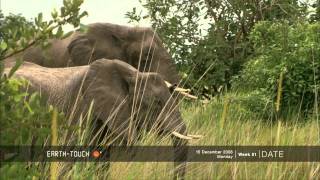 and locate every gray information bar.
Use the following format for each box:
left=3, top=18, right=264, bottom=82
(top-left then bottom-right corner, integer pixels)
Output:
left=1, top=146, right=320, bottom=162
